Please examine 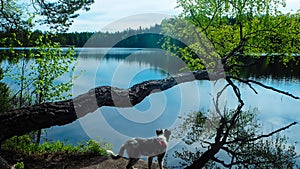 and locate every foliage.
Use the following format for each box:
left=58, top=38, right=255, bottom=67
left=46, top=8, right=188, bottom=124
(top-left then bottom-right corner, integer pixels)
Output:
left=174, top=109, right=299, bottom=168
left=161, top=1, right=300, bottom=73
left=160, top=0, right=300, bottom=168
left=31, top=42, right=76, bottom=102
left=0, top=68, right=11, bottom=113
left=2, top=33, right=76, bottom=105
left=0, top=0, right=33, bottom=31
left=0, top=29, right=77, bottom=146
left=0, top=0, right=84, bottom=111
left=14, top=162, right=24, bottom=169
left=1, top=134, right=112, bottom=156
left=0, top=0, right=94, bottom=32
left=0, top=24, right=163, bottom=48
